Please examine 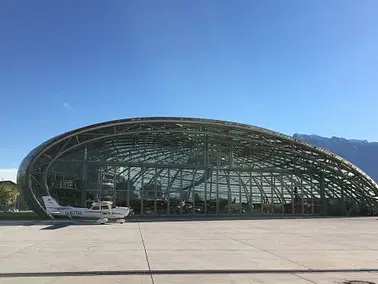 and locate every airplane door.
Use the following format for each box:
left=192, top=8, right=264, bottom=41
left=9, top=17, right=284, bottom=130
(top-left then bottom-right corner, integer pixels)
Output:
left=100, top=205, right=111, bottom=217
